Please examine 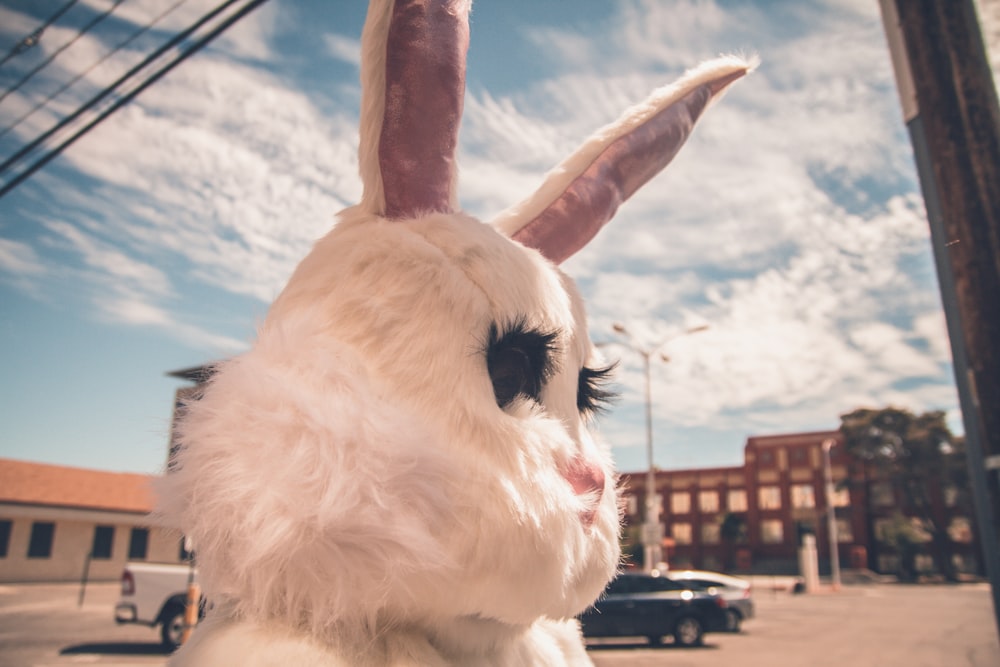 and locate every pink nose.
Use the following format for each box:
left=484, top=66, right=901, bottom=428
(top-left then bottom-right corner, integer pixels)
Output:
left=562, top=456, right=606, bottom=526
